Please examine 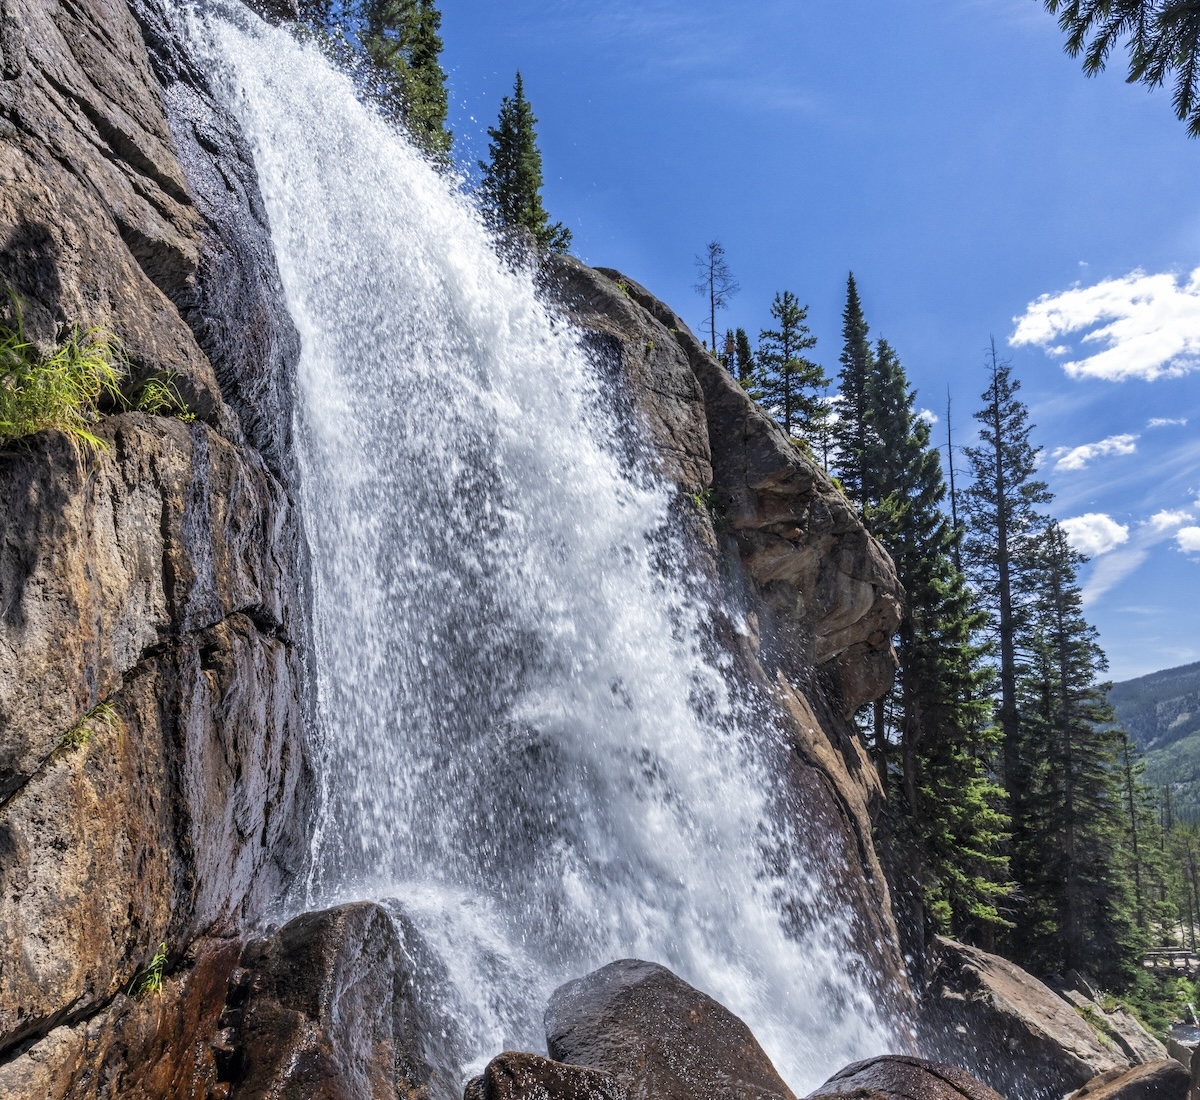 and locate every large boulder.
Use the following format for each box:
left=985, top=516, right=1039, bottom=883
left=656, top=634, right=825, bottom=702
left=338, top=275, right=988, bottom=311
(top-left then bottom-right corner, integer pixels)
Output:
left=1067, top=1061, right=1189, bottom=1100
left=918, top=938, right=1128, bottom=1100
left=544, top=959, right=795, bottom=1100
left=808, top=1055, right=1006, bottom=1100
left=225, top=902, right=462, bottom=1100
left=464, top=1052, right=627, bottom=1100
